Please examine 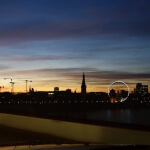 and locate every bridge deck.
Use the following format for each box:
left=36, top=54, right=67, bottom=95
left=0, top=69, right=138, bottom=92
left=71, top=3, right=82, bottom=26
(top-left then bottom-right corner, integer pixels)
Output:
left=0, top=113, right=150, bottom=145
